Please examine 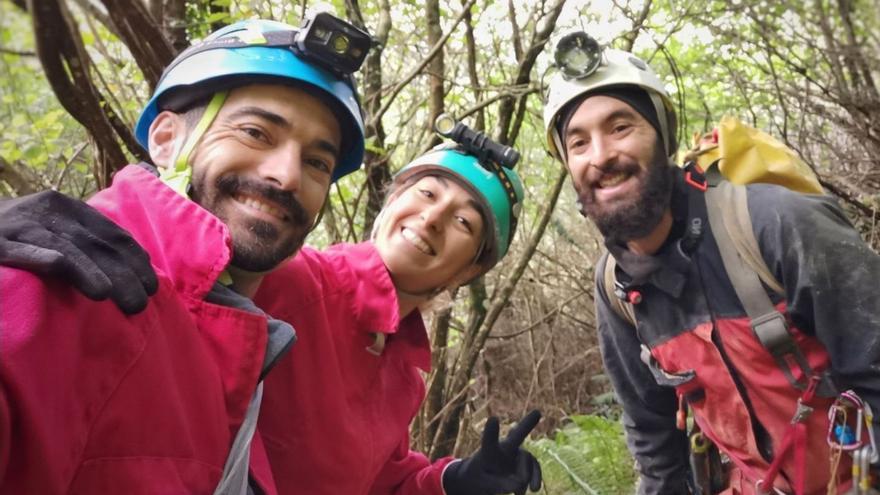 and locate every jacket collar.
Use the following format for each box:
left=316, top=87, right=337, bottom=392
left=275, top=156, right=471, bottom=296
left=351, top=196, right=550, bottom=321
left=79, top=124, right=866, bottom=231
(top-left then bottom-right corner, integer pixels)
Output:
left=88, top=164, right=232, bottom=302
left=388, top=311, right=432, bottom=372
